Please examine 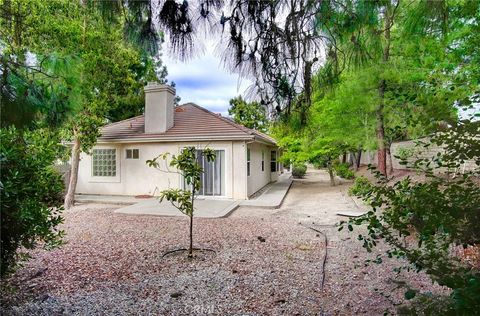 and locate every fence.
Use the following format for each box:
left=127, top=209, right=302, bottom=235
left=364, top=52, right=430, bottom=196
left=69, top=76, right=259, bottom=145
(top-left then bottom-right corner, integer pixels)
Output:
left=355, top=138, right=477, bottom=173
